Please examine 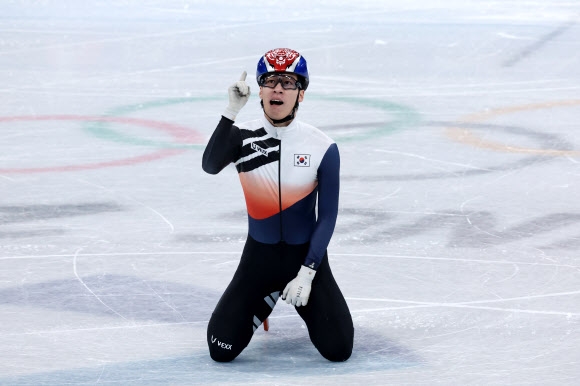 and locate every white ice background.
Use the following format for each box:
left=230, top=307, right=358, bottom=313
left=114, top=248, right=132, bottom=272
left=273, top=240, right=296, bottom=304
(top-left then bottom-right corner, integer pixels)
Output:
left=1, top=1, right=580, bottom=385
